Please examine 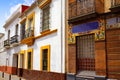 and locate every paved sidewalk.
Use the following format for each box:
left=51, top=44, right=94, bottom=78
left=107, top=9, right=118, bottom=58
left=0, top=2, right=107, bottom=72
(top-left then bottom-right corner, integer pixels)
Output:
left=0, top=77, right=4, bottom=80
left=0, top=72, right=26, bottom=80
